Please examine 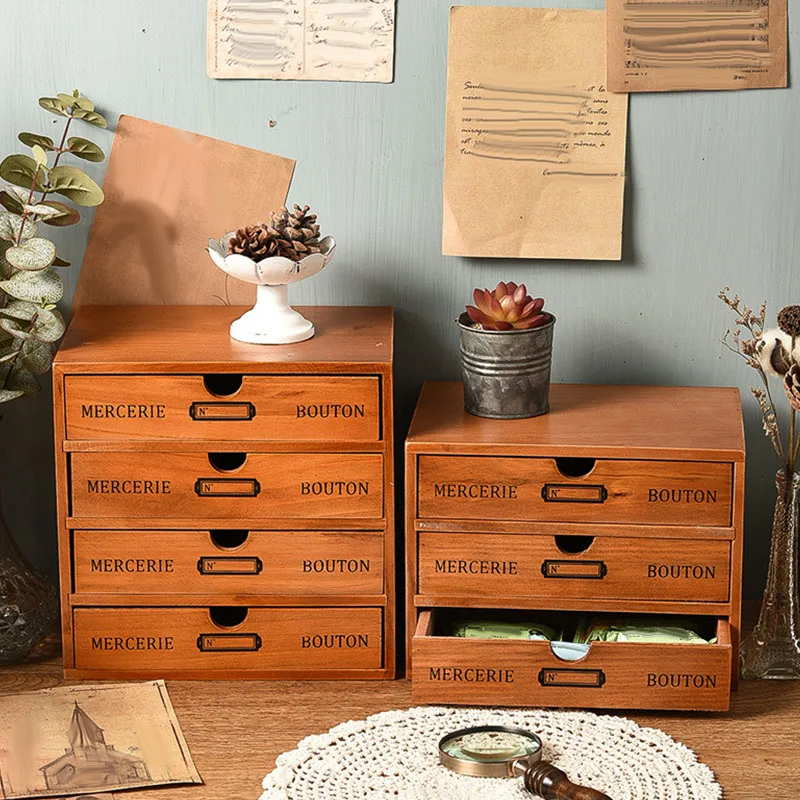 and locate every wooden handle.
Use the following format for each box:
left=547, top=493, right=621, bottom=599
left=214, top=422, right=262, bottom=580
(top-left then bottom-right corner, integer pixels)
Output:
left=523, top=762, right=612, bottom=800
